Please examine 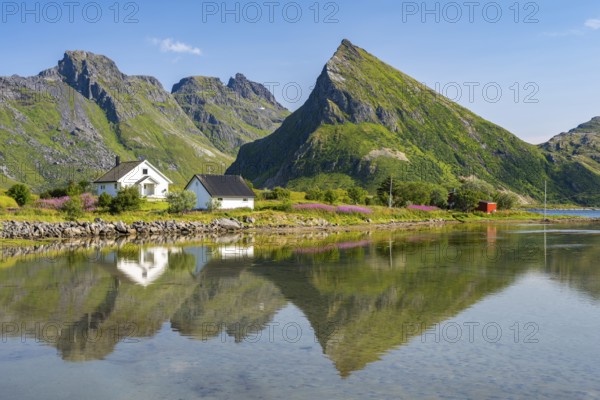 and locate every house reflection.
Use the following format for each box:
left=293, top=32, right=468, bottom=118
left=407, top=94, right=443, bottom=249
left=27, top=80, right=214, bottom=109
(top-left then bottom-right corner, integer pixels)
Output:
left=116, top=247, right=181, bottom=286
